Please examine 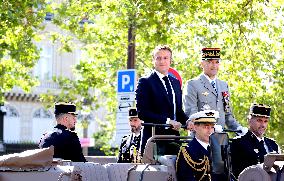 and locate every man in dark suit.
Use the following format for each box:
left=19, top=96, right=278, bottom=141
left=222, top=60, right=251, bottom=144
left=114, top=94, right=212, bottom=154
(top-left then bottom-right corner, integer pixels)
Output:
left=176, top=110, right=219, bottom=181
left=183, top=48, right=247, bottom=135
left=231, top=103, right=280, bottom=178
left=118, top=107, right=143, bottom=163
left=136, top=45, right=188, bottom=155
